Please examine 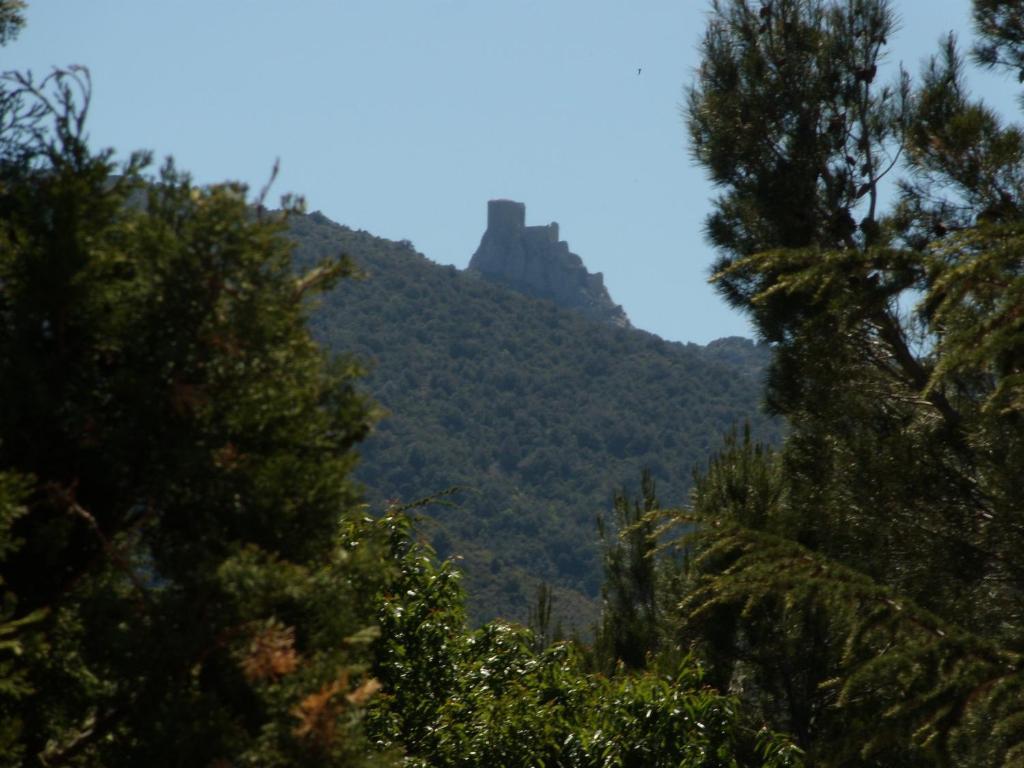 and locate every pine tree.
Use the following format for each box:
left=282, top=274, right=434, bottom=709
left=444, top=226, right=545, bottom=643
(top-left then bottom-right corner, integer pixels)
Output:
left=677, top=0, right=1024, bottom=764
left=594, top=471, right=662, bottom=672
left=0, top=1, right=23, bottom=46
